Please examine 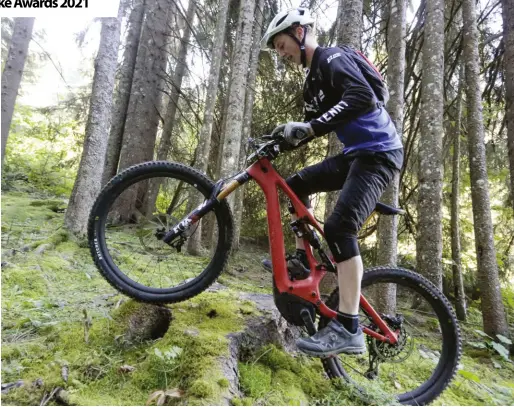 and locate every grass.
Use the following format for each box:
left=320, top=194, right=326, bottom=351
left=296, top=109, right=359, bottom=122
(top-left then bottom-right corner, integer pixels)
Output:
left=1, top=188, right=514, bottom=405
